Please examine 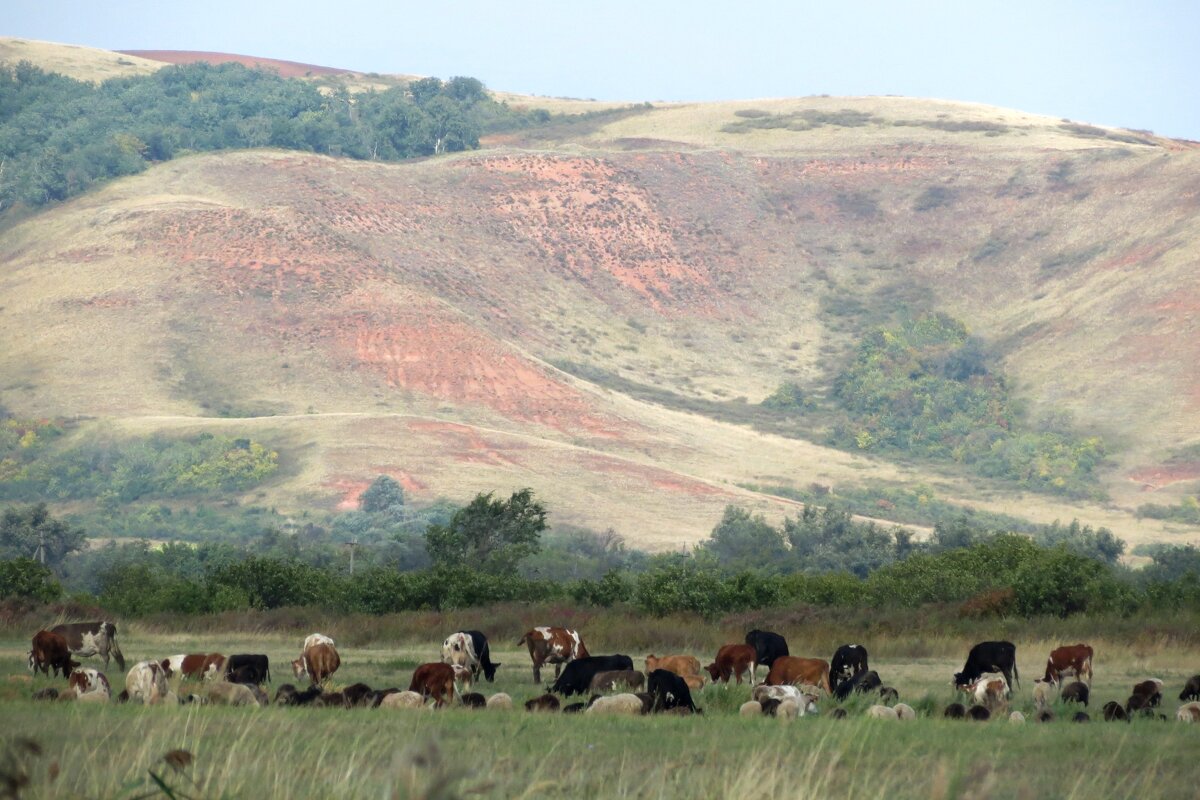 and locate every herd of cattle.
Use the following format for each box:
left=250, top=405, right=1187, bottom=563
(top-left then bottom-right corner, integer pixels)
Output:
left=22, top=622, right=1200, bottom=723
